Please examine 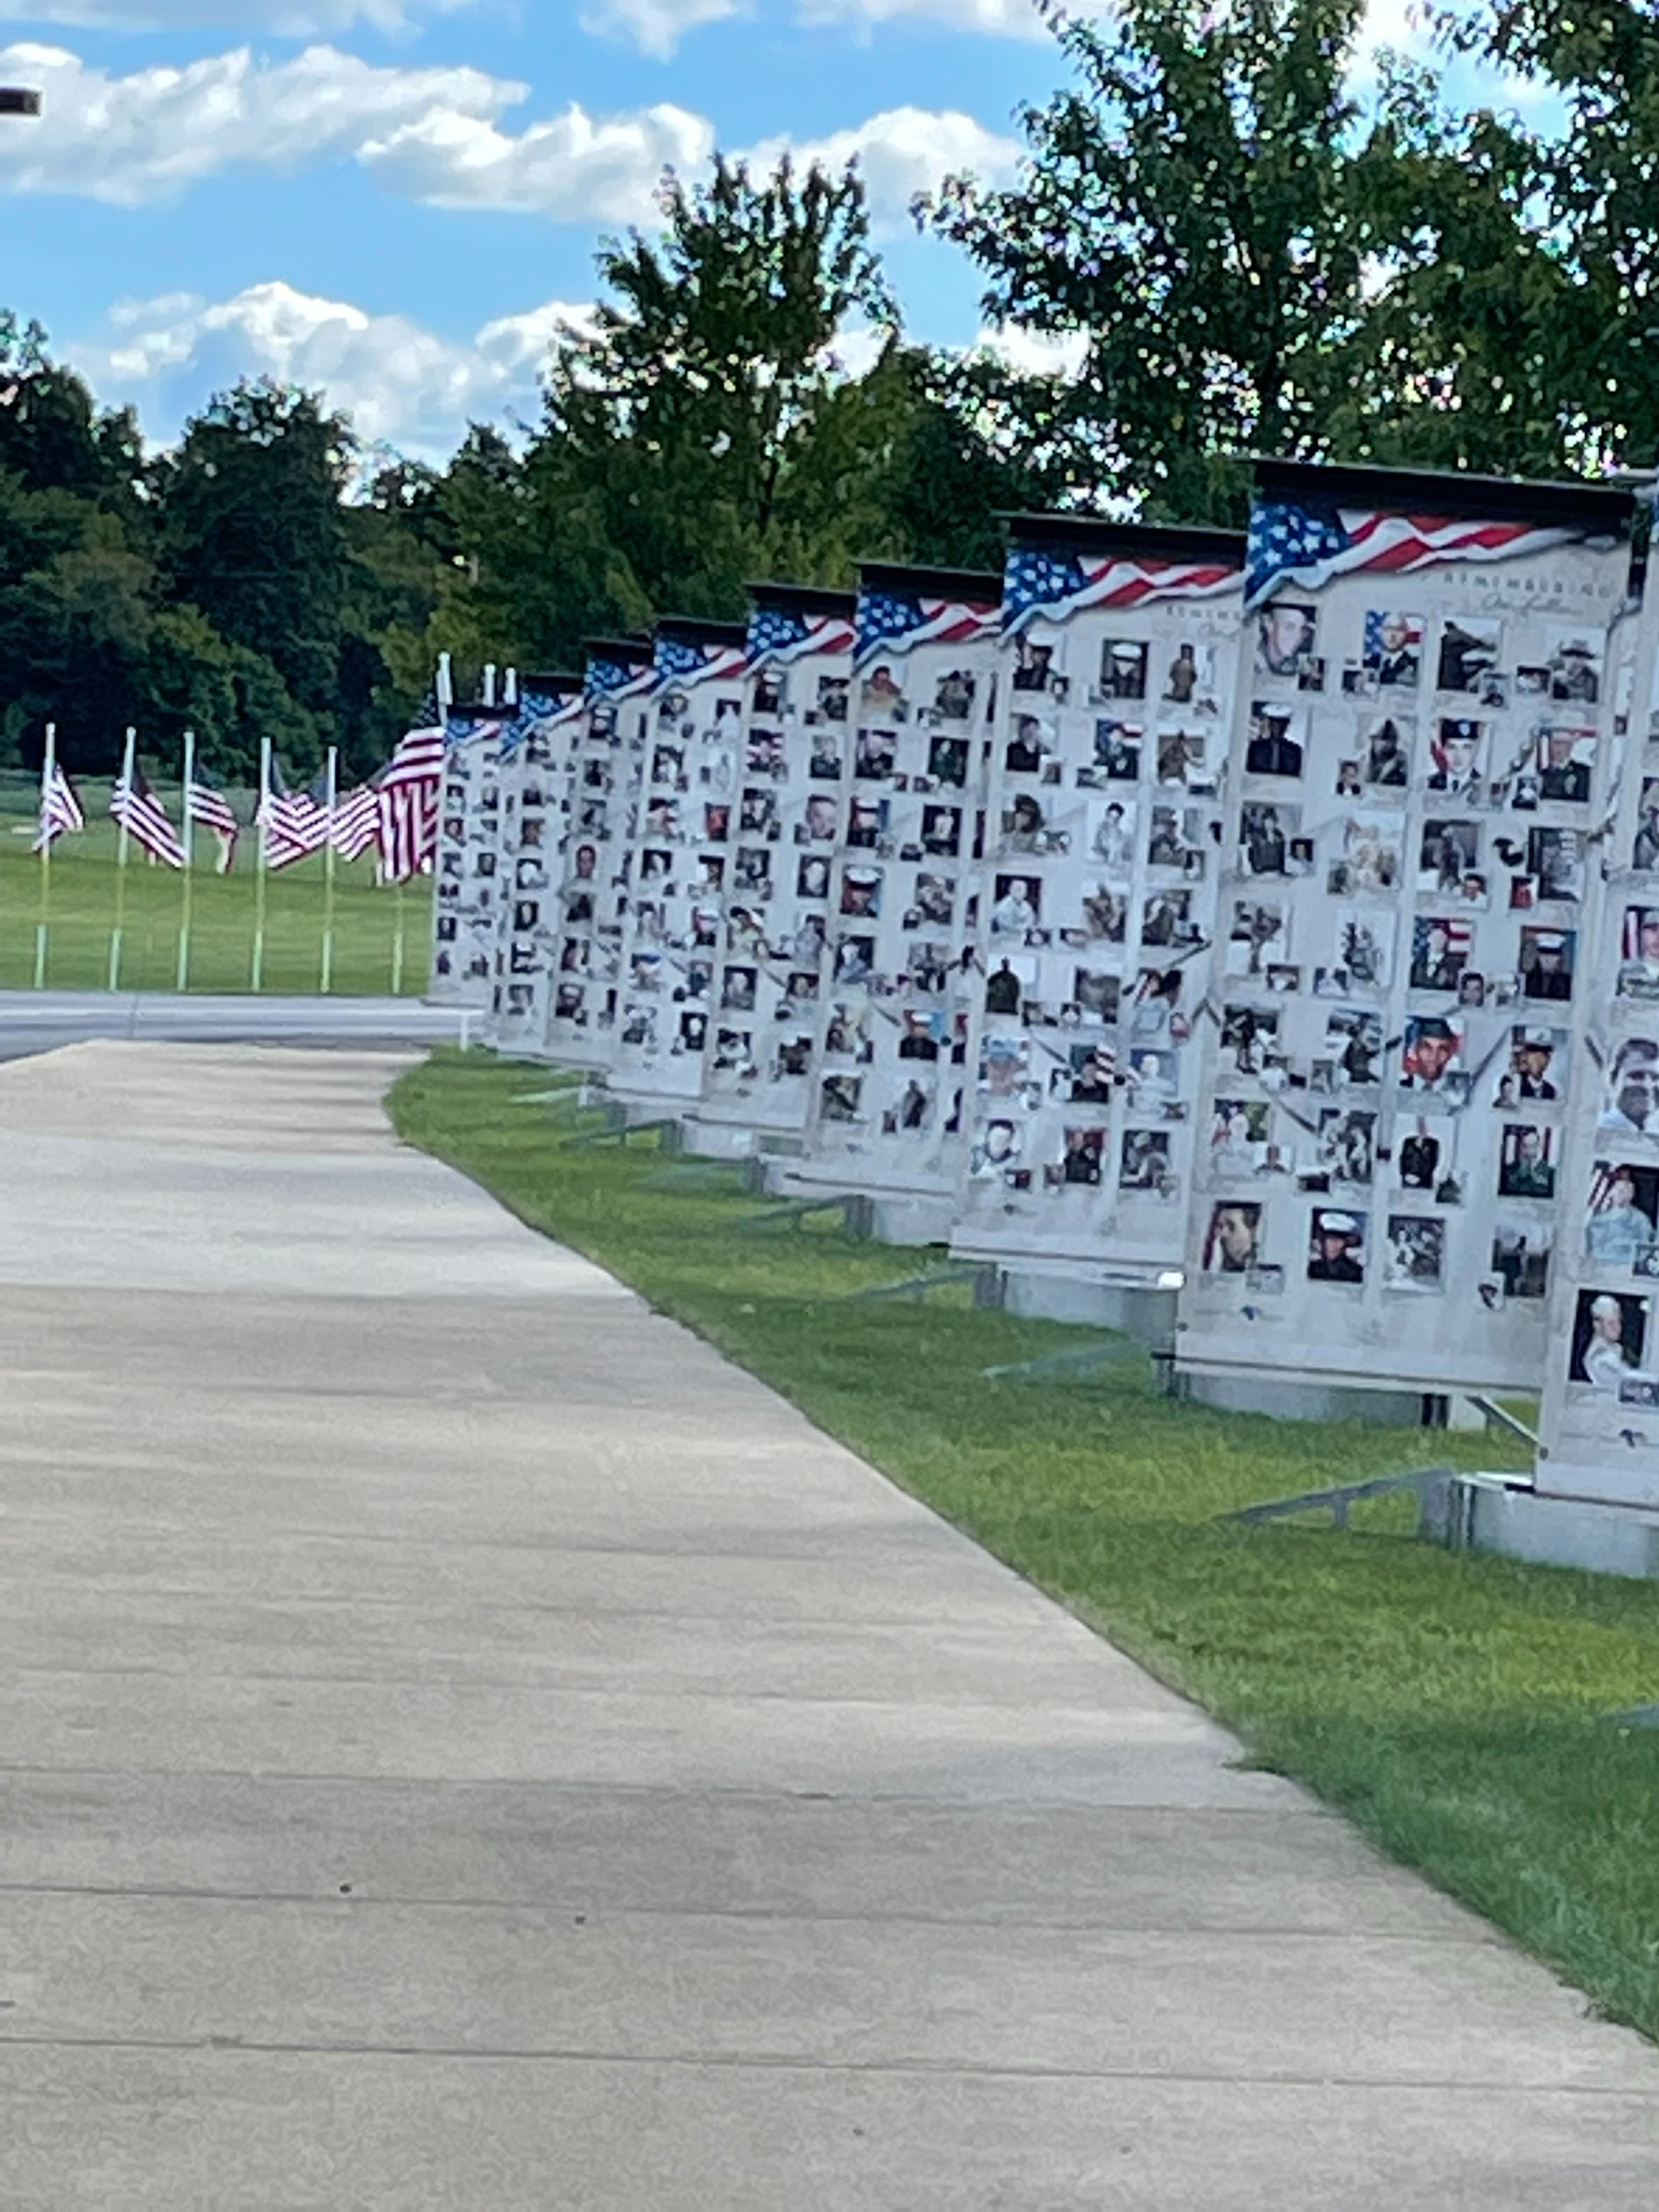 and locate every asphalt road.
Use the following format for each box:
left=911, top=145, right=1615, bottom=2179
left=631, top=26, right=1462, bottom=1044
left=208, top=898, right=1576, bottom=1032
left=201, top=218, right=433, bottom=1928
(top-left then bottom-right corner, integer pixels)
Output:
left=0, top=988, right=475, bottom=1061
